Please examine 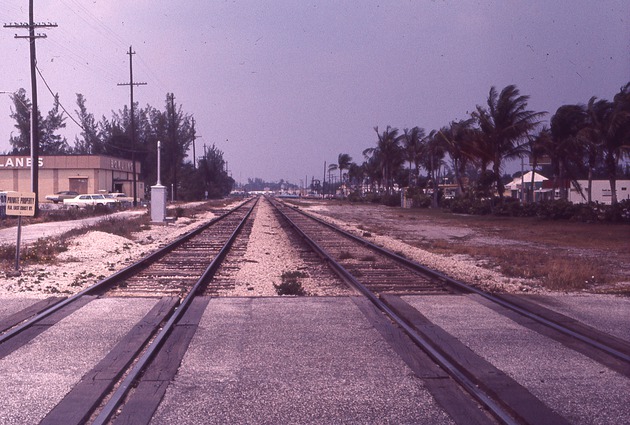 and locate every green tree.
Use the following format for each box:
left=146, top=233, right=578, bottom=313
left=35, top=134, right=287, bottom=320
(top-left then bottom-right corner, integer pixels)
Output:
left=8, top=89, right=69, bottom=154
left=591, top=83, right=630, bottom=205
left=40, top=94, right=69, bottom=154
left=196, top=144, right=234, bottom=198
left=73, top=93, right=102, bottom=154
left=578, top=99, right=607, bottom=203
left=472, top=85, right=545, bottom=201
left=8, top=89, right=32, bottom=154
